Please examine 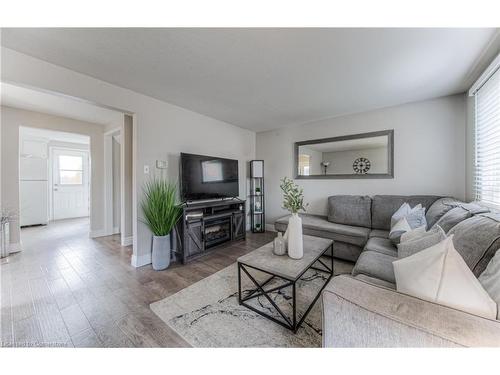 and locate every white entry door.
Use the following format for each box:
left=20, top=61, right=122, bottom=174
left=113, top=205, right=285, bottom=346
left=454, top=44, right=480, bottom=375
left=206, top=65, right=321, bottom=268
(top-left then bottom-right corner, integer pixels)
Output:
left=52, top=148, right=90, bottom=220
